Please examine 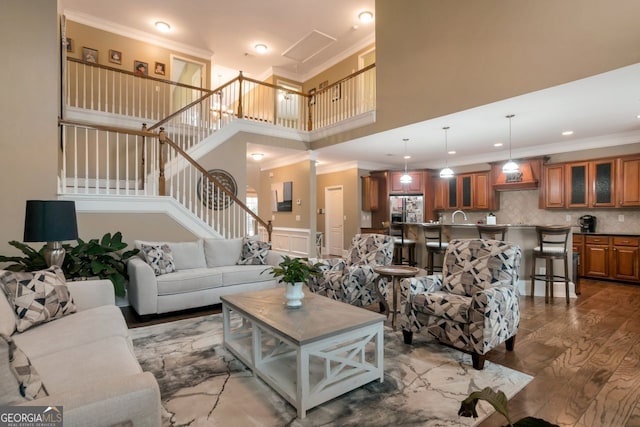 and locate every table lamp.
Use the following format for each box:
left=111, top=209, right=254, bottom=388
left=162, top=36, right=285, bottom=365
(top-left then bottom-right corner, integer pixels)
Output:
left=23, top=200, right=79, bottom=267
